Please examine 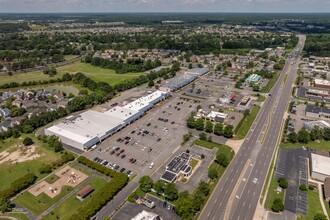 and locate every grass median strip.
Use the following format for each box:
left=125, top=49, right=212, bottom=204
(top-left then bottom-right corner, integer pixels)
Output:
left=235, top=105, right=261, bottom=139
